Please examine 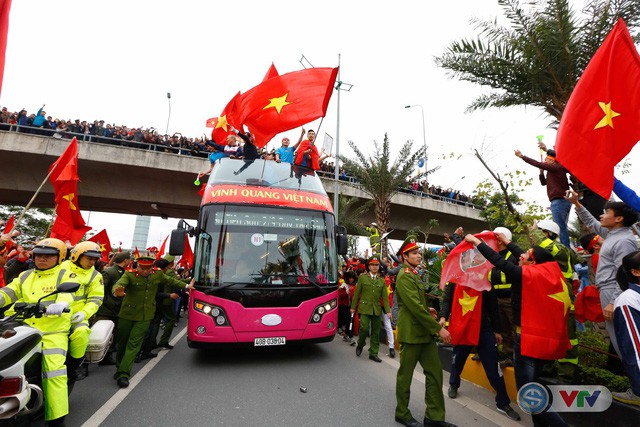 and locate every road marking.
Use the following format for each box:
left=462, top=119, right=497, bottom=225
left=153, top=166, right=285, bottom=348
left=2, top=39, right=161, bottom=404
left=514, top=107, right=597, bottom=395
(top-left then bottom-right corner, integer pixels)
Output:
left=377, top=347, right=522, bottom=427
left=80, top=325, right=188, bottom=427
